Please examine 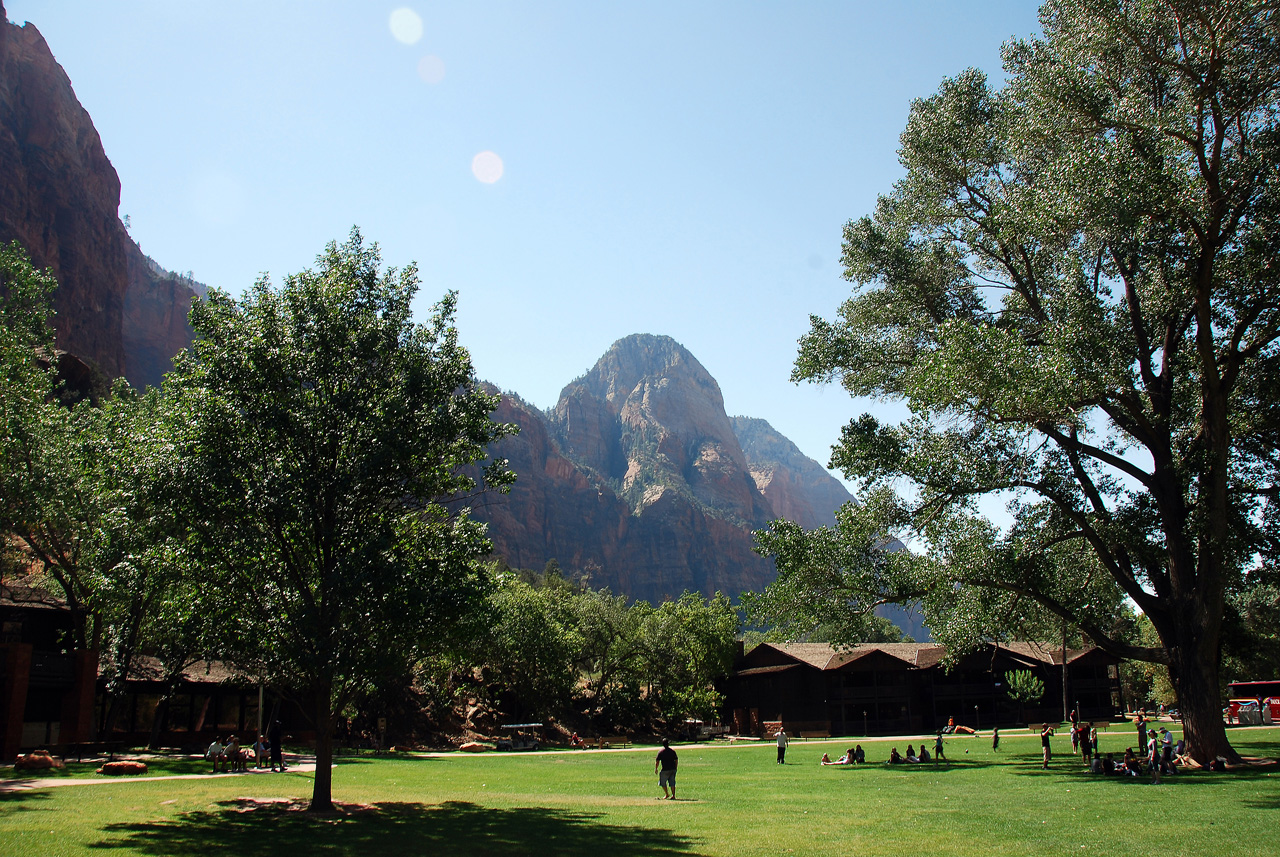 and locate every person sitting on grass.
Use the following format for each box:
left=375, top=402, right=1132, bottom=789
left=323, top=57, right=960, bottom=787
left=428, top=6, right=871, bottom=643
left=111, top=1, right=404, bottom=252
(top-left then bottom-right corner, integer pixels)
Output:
left=918, top=746, right=930, bottom=763
left=905, top=745, right=918, bottom=763
left=889, top=747, right=903, bottom=764
left=854, top=745, right=865, bottom=764
left=1119, top=747, right=1139, bottom=776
